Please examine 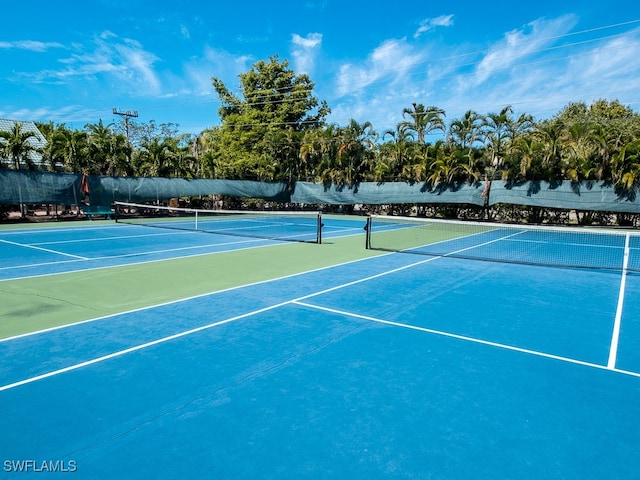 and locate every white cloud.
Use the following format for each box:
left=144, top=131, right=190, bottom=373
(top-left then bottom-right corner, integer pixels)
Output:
left=326, top=15, right=640, bottom=135
left=335, top=38, right=426, bottom=97
left=414, top=15, right=454, bottom=39
left=291, top=33, right=322, bottom=75
left=0, top=40, right=64, bottom=52
left=292, top=33, right=322, bottom=49
left=0, top=104, right=113, bottom=125
left=18, top=33, right=162, bottom=96
left=439, top=20, right=640, bottom=121
left=473, top=15, right=577, bottom=85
